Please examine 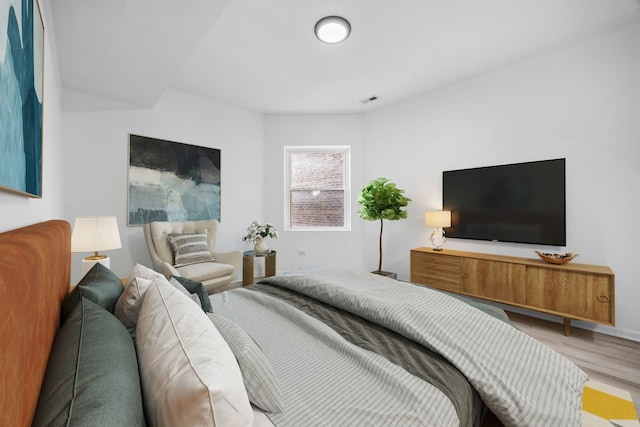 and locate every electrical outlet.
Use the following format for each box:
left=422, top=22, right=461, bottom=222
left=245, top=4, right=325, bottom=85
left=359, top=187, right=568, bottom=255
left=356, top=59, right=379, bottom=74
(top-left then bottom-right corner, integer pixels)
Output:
left=298, top=250, right=306, bottom=256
